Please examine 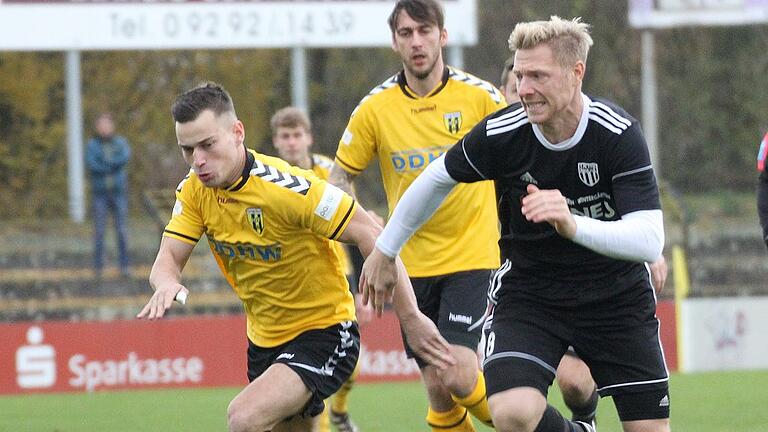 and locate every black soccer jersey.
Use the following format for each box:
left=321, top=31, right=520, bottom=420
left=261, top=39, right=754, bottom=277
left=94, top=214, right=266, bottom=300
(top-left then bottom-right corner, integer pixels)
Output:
left=444, top=94, right=660, bottom=281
